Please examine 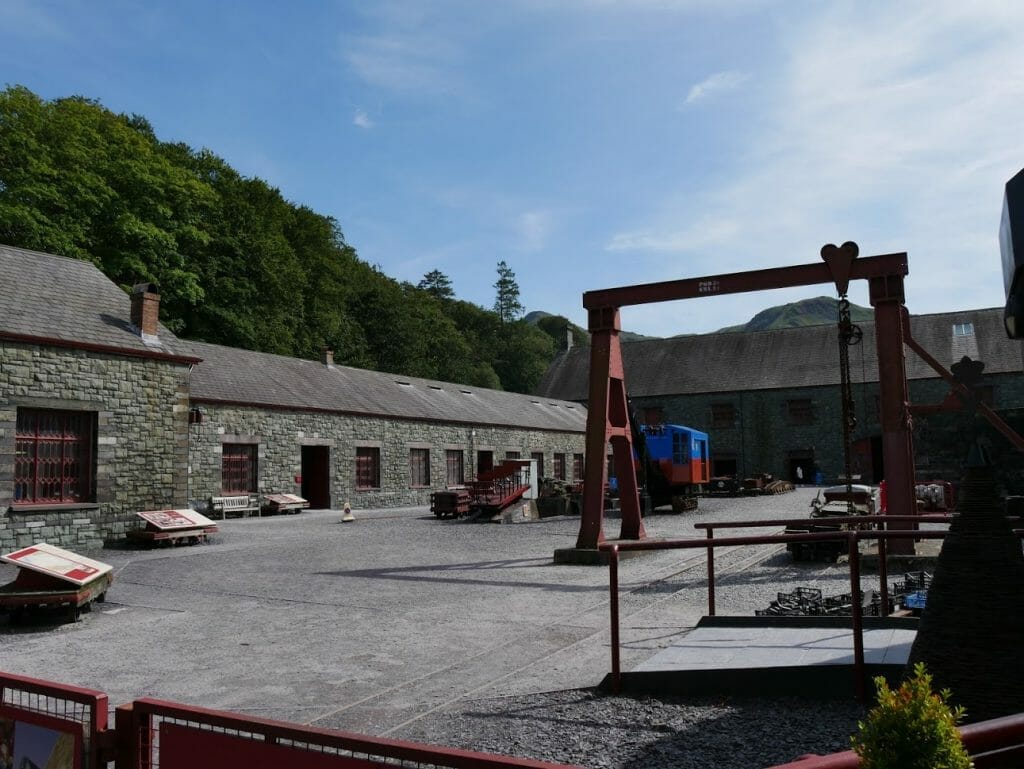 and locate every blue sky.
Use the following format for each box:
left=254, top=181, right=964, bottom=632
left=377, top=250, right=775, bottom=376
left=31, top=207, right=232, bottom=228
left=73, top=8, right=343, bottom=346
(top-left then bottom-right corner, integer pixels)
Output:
left=3, top=1, right=1023, bottom=336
